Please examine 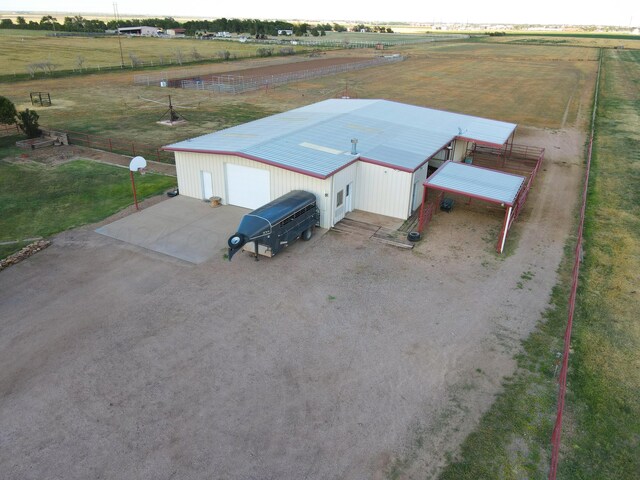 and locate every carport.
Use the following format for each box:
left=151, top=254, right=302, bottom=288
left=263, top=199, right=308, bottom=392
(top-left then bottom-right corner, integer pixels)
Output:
left=417, top=161, right=526, bottom=253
